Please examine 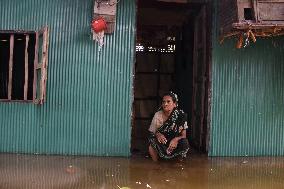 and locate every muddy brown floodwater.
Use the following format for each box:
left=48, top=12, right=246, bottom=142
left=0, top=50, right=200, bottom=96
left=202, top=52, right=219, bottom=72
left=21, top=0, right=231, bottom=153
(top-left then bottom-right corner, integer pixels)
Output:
left=0, top=153, right=283, bottom=189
